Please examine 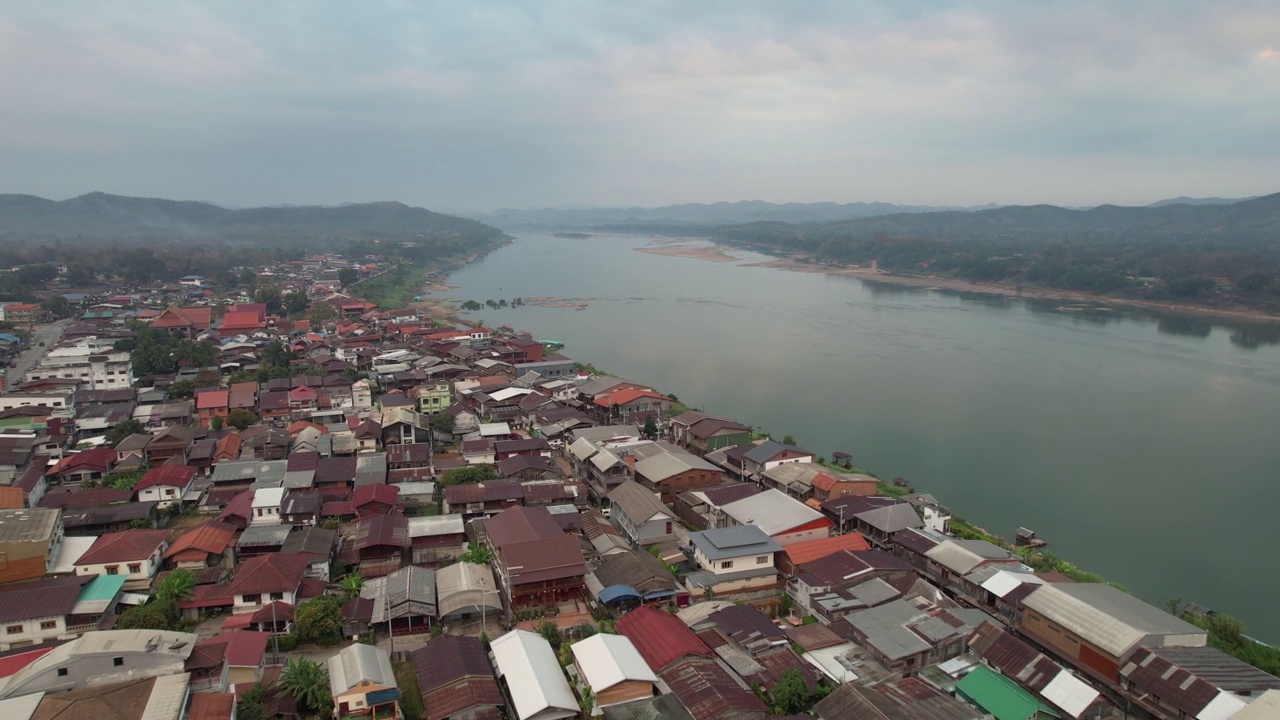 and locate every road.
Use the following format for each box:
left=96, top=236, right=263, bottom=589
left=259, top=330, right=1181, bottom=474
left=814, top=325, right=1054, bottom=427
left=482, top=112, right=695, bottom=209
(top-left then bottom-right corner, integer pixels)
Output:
left=8, top=319, right=71, bottom=384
